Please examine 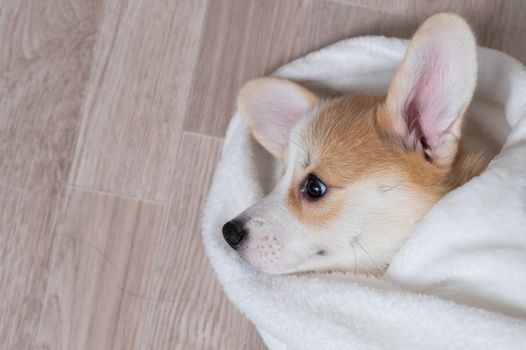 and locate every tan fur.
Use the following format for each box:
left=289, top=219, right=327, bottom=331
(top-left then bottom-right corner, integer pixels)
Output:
left=287, top=95, right=488, bottom=223
left=287, top=173, right=345, bottom=227
left=227, top=13, right=487, bottom=275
